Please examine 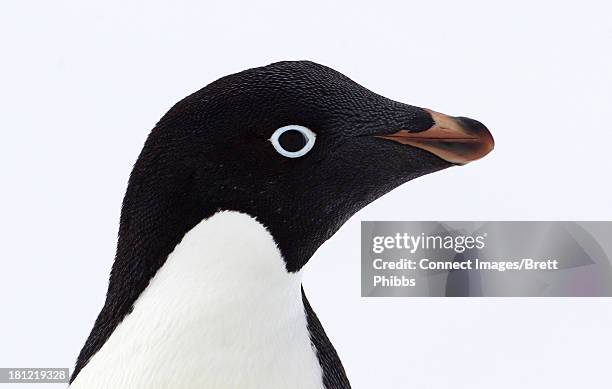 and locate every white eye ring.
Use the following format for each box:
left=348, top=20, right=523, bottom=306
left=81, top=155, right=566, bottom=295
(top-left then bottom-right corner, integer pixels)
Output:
left=269, top=125, right=316, bottom=158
